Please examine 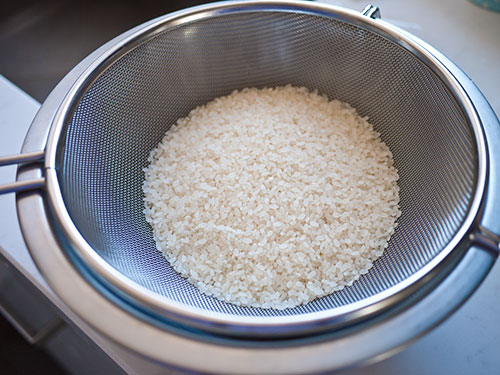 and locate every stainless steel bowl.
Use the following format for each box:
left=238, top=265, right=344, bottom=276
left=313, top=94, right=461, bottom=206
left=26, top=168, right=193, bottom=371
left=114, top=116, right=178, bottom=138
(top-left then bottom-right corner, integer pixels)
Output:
left=1, top=1, right=499, bottom=373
